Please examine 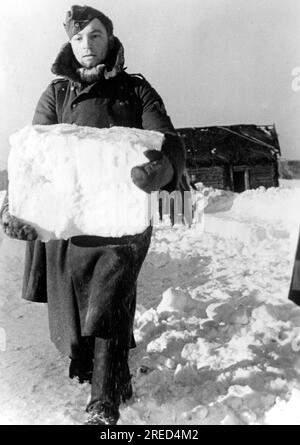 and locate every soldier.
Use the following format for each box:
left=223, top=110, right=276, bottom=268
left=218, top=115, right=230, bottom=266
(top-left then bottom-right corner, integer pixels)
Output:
left=1, top=5, right=189, bottom=425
